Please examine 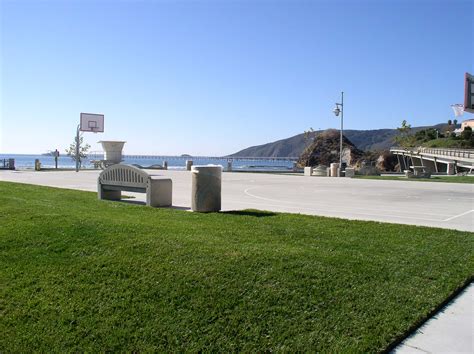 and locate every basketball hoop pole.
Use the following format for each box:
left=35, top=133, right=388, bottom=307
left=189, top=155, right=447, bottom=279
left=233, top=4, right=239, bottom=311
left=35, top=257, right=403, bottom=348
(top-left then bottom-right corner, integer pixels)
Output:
left=75, top=124, right=80, bottom=172
left=76, top=113, right=104, bottom=172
